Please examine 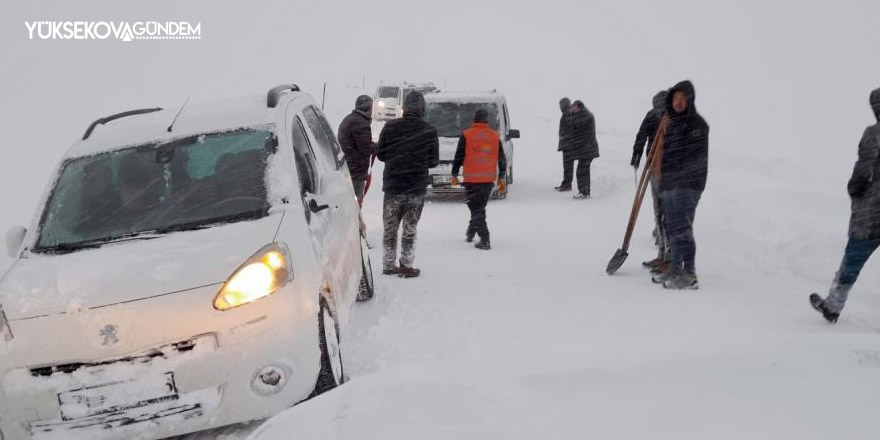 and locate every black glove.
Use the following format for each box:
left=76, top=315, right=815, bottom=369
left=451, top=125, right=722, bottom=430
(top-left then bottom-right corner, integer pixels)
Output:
left=630, top=152, right=642, bottom=168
